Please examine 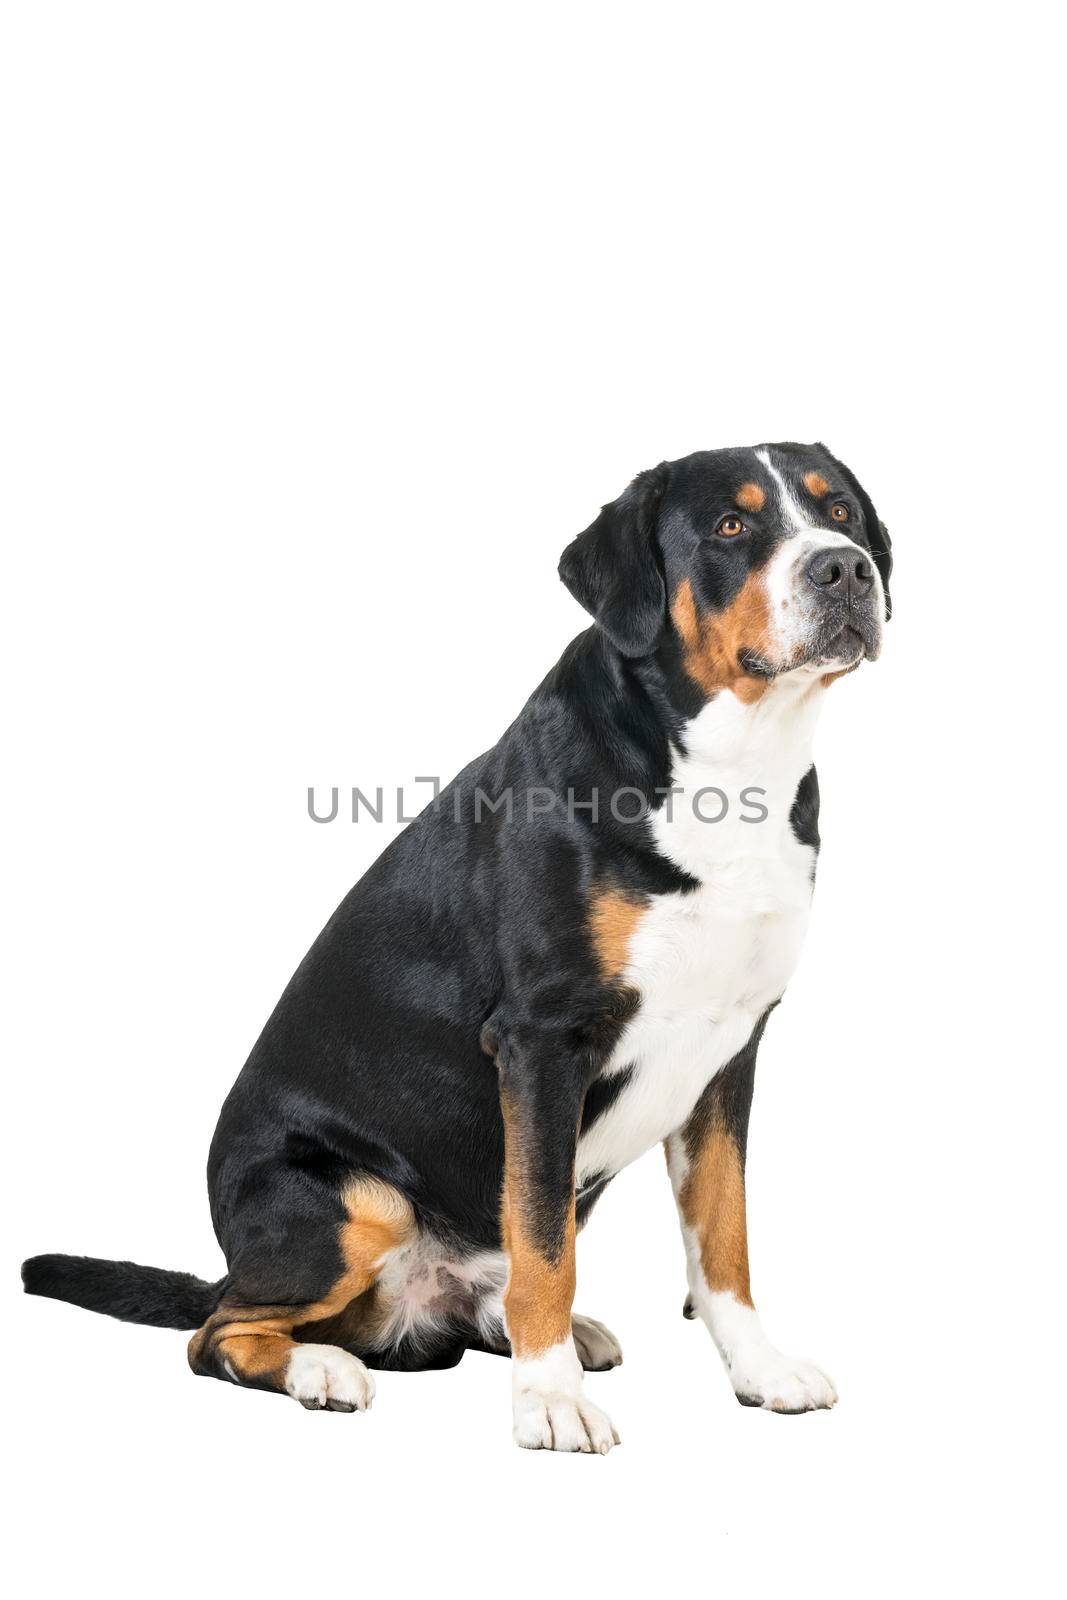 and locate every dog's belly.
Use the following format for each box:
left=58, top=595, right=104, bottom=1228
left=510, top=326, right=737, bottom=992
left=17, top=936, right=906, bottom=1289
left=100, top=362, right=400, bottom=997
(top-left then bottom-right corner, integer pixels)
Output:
left=576, top=880, right=811, bottom=1188
left=372, top=1234, right=508, bottom=1347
